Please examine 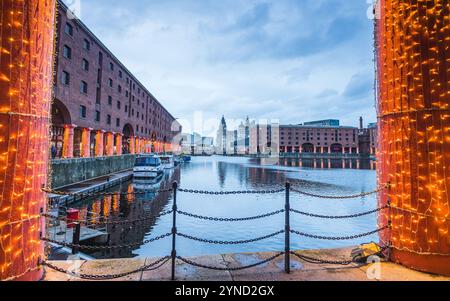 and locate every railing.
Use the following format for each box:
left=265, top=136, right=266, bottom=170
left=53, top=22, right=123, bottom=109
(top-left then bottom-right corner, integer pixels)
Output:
left=40, top=183, right=390, bottom=280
